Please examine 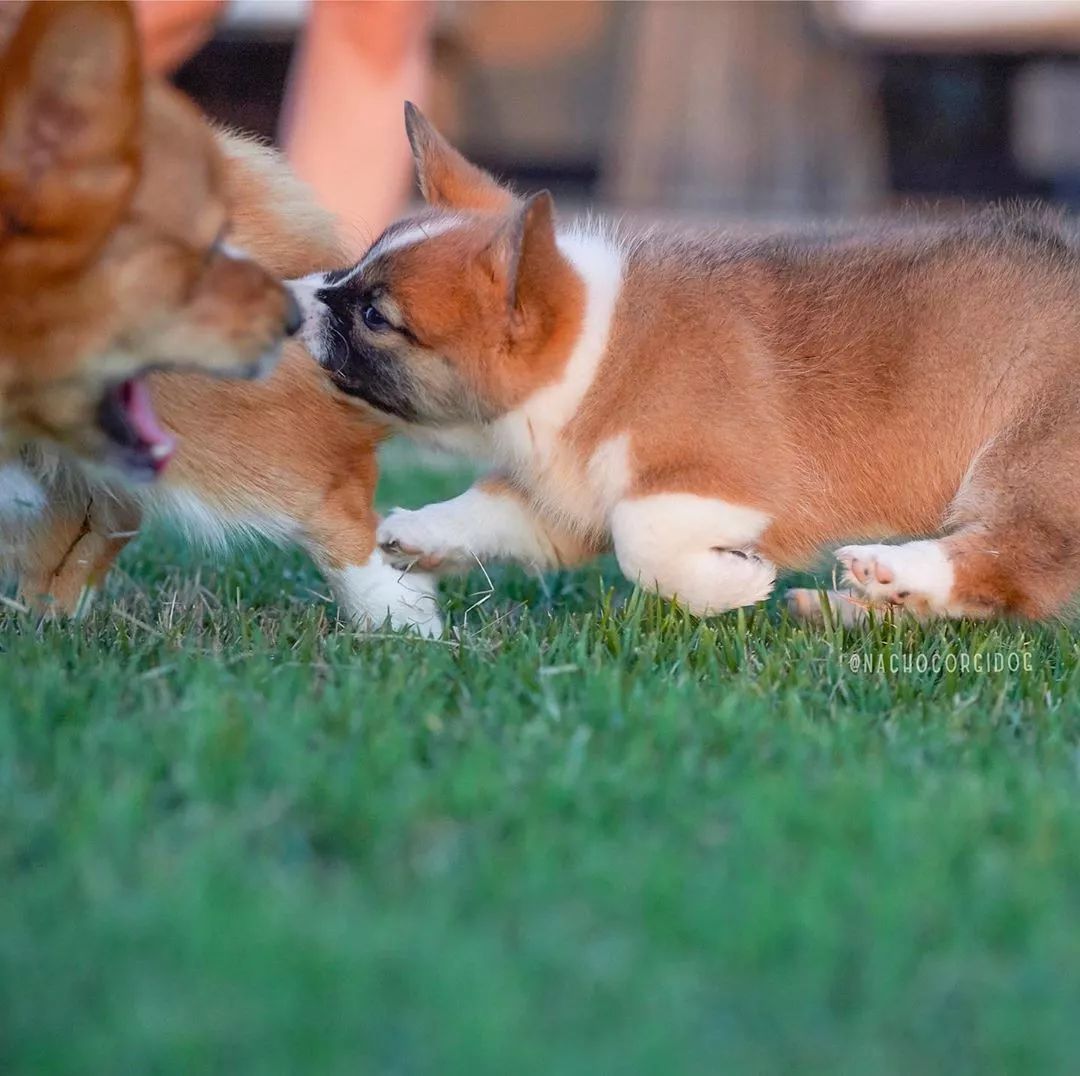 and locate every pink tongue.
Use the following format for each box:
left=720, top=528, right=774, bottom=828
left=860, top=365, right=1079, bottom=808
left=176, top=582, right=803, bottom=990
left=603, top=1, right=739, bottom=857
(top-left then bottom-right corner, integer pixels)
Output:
left=125, top=378, right=176, bottom=463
